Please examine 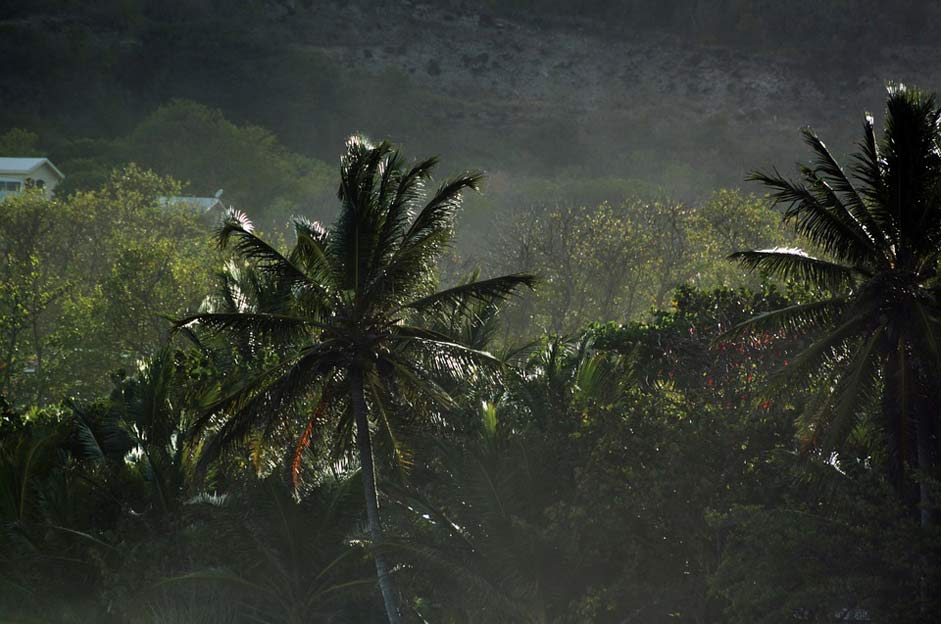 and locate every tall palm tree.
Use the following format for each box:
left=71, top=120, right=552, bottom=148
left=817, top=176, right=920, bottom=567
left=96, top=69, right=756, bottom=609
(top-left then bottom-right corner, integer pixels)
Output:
left=730, top=84, right=941, bottom=526
left=176, top=136, right=534, bottom=623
